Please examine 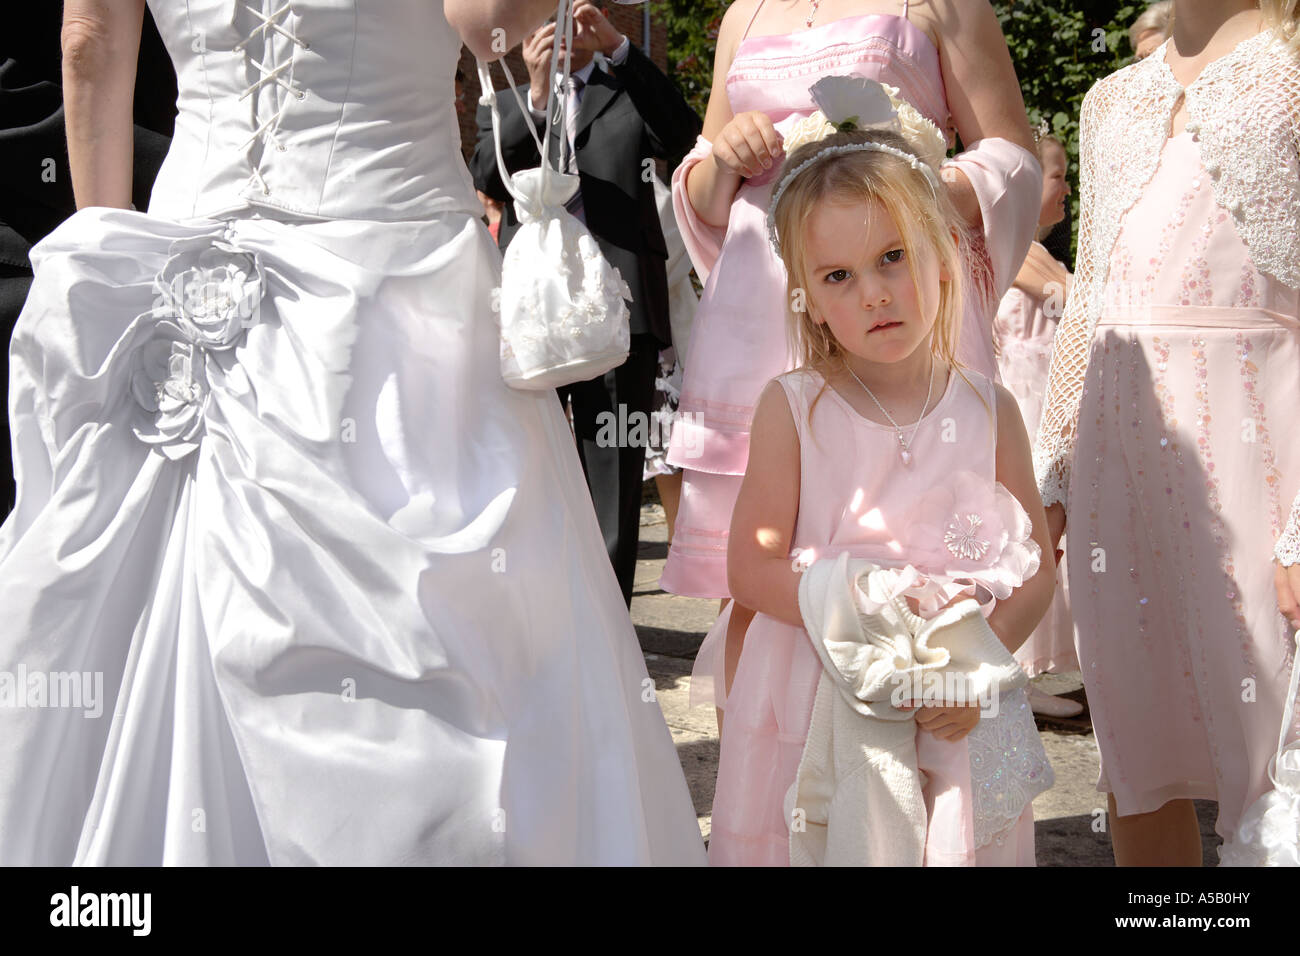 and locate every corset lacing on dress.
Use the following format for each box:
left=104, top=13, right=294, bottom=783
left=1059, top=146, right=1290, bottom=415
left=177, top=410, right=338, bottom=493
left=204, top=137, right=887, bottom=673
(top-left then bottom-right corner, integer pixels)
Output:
left=234, top=2, right=310, bottom=194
